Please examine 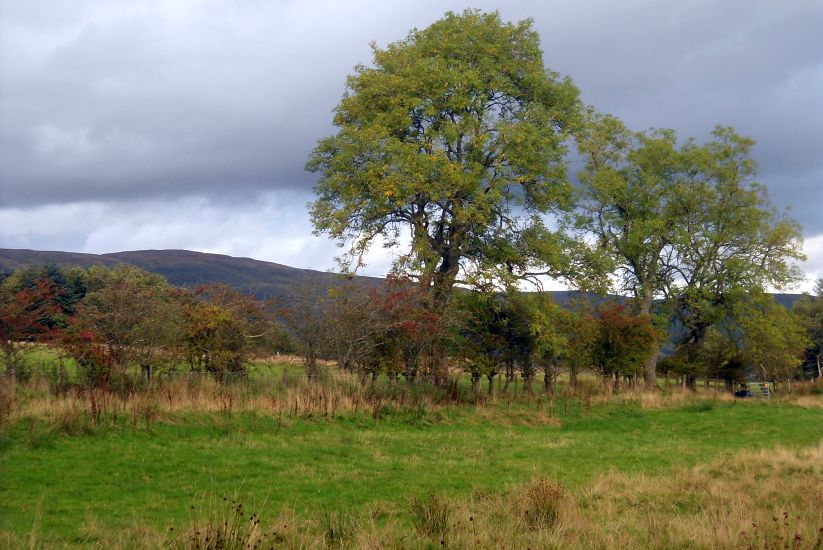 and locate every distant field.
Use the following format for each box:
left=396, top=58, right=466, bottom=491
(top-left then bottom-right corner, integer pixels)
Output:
left=2, top=355, right=823, bottom=548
